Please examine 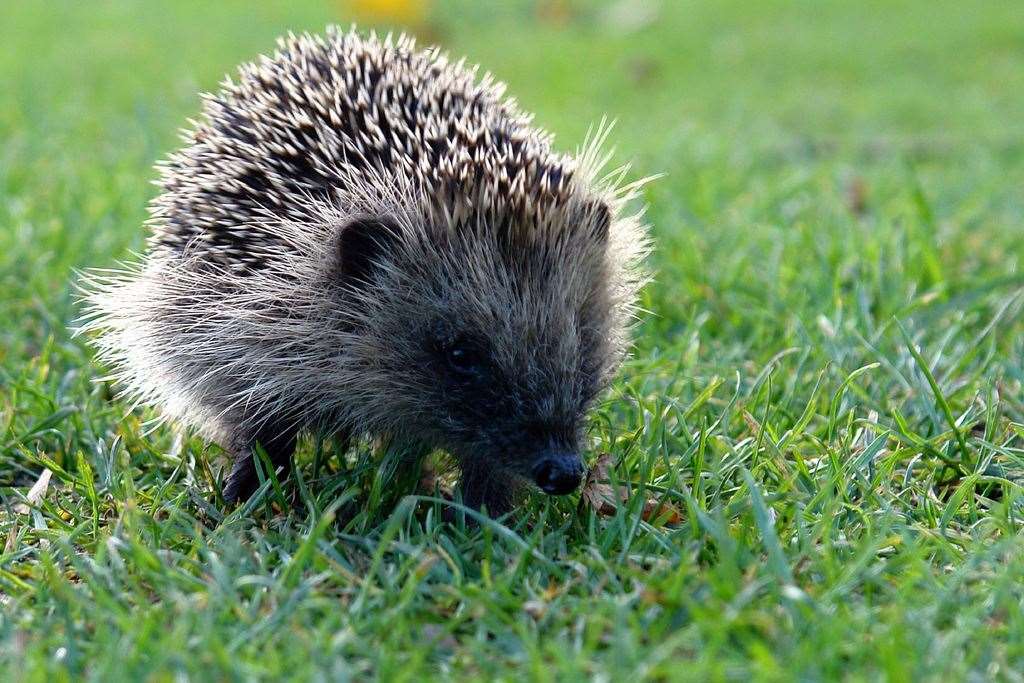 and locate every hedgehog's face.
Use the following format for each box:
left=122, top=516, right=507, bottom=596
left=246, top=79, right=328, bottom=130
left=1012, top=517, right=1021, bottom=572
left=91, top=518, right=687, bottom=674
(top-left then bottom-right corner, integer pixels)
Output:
left=336, top=206, right=626, bottom=497
left=418, top=317, right=597, bottom=496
